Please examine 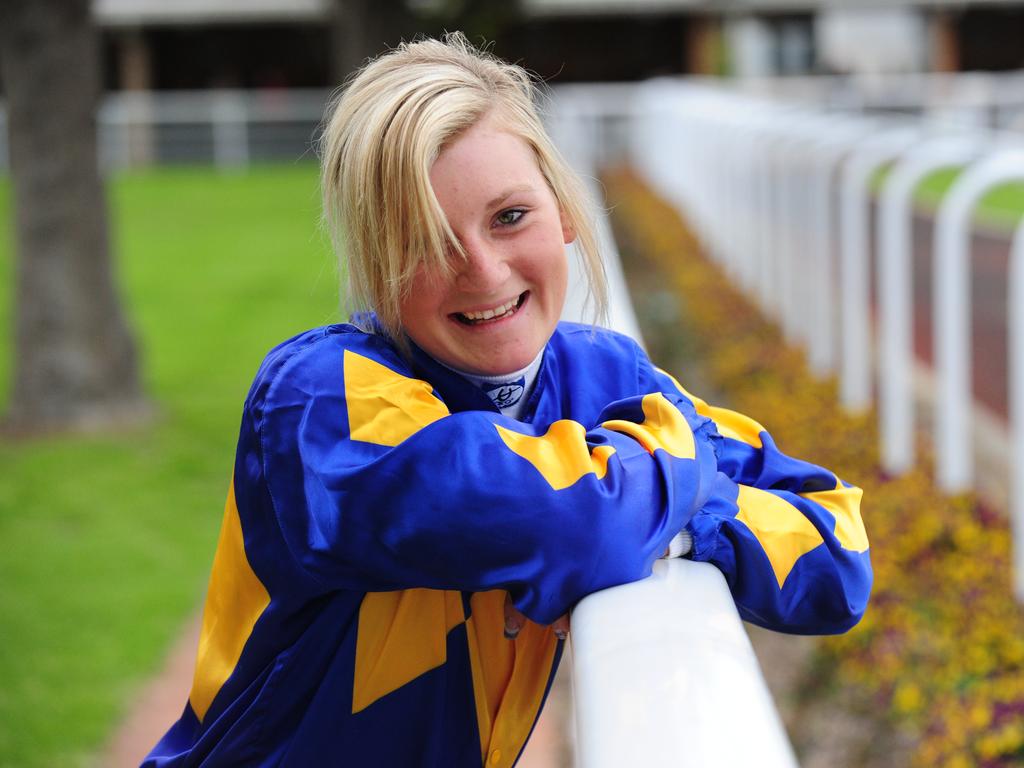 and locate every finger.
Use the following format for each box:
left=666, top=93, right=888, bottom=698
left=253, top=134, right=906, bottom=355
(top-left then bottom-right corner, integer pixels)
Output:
left=504, top=593, right=525, bottom=640
left=552, top=614, right=569, bottom=641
